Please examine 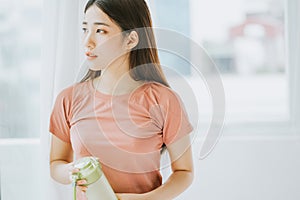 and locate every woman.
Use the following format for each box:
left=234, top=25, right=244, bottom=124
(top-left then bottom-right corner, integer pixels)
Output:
left=49, top=0, right=194, bottom=199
